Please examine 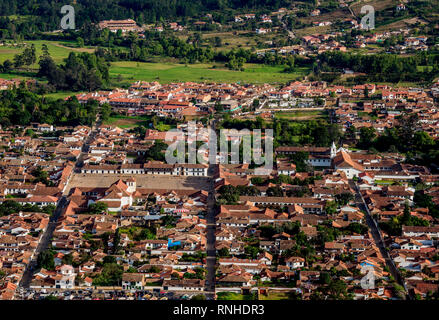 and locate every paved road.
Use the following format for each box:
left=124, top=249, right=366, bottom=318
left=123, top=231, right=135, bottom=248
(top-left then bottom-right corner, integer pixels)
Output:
left=73, top=115, right=101, bottom=174
left=204, top=119, right=217, bottom=299
left=350, top=180, right=411, bottom=299
left=19, top=196, right=68, bottom=288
